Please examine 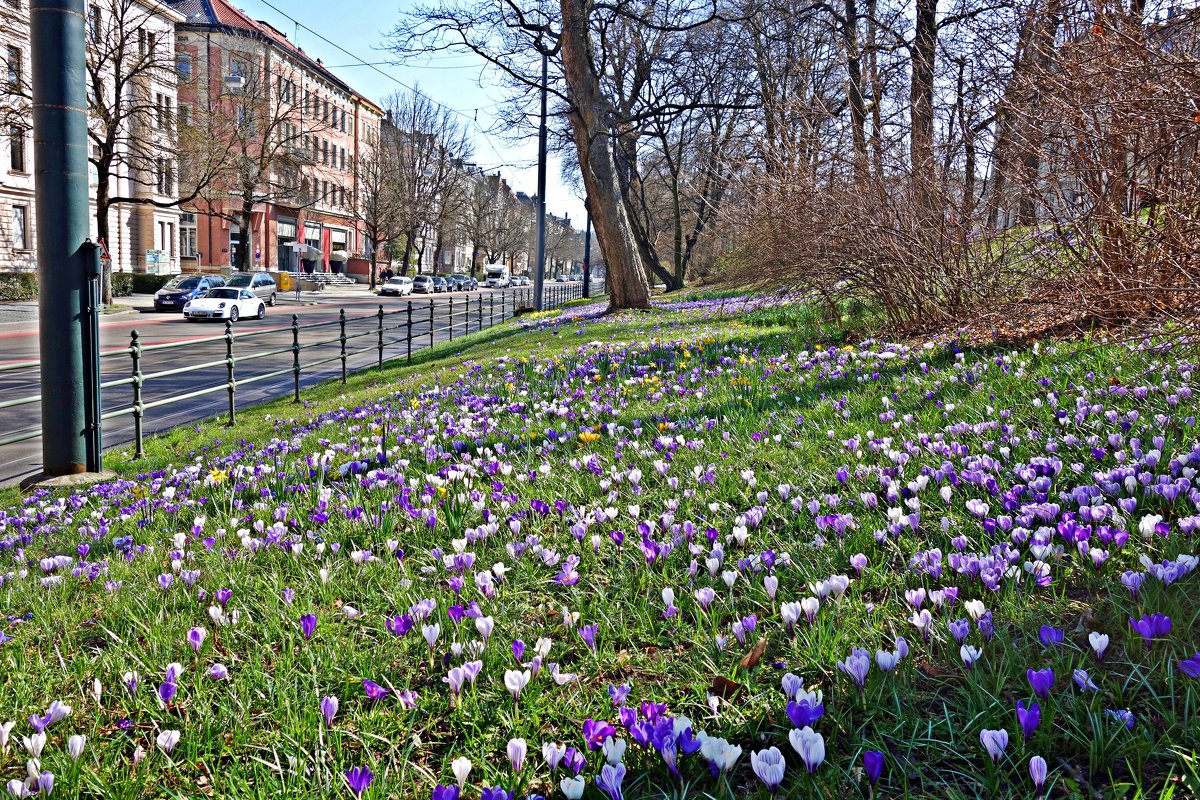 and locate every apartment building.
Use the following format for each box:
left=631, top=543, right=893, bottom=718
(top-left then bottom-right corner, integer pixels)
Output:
left=0, top=0, right=185, bottom=274
left=167, top=0, right=382, bottom=272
